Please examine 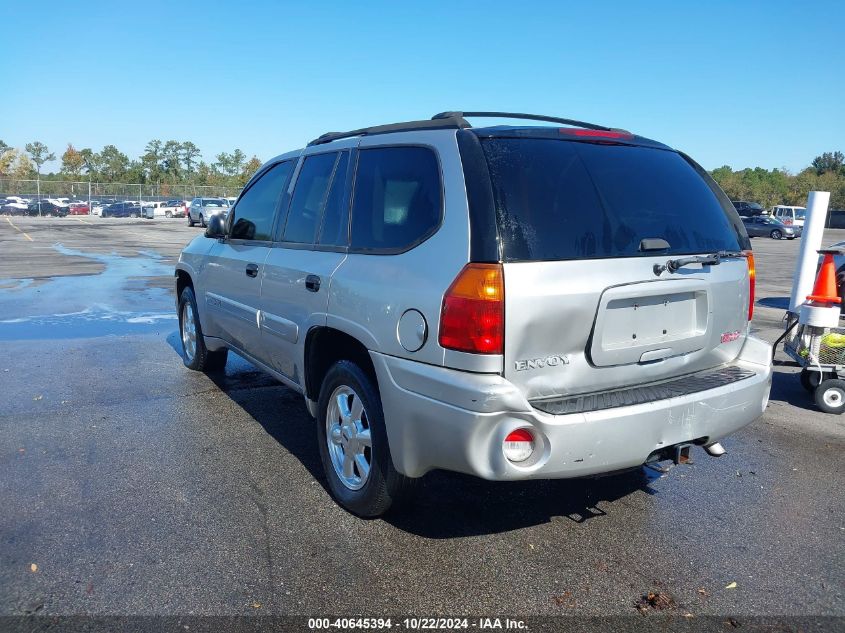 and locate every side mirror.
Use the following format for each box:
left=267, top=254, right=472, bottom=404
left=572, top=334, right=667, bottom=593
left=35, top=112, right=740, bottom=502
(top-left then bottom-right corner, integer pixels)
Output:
left=205, top=214, right=227, bottom=239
